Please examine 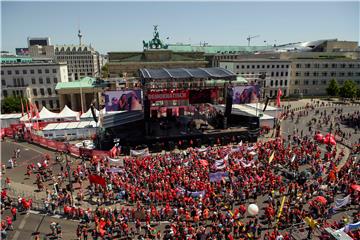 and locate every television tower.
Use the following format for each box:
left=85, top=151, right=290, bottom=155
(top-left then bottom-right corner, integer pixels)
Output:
left=78, top=29, right=83, bottom=45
